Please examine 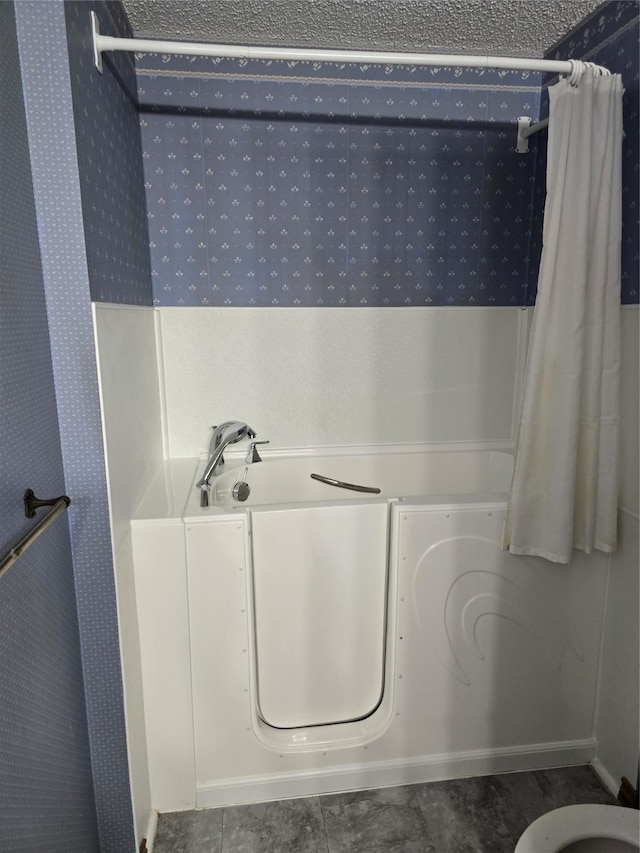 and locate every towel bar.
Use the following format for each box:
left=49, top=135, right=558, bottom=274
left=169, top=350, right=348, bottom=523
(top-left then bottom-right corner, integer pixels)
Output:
left=0, top=491, right=71, bottom=580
